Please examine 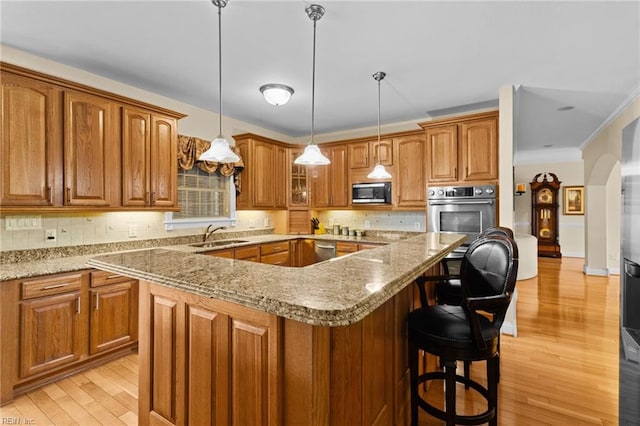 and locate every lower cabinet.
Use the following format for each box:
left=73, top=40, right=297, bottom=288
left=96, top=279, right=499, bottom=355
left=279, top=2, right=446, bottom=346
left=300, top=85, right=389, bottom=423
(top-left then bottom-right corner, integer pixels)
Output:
left=139, top=279, right=415, bottom=425
left=260, top=241, right=290, bottom=266
left=89, top=271, right=138, bottom=355
left=0, top=270, right=138, bottom=405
